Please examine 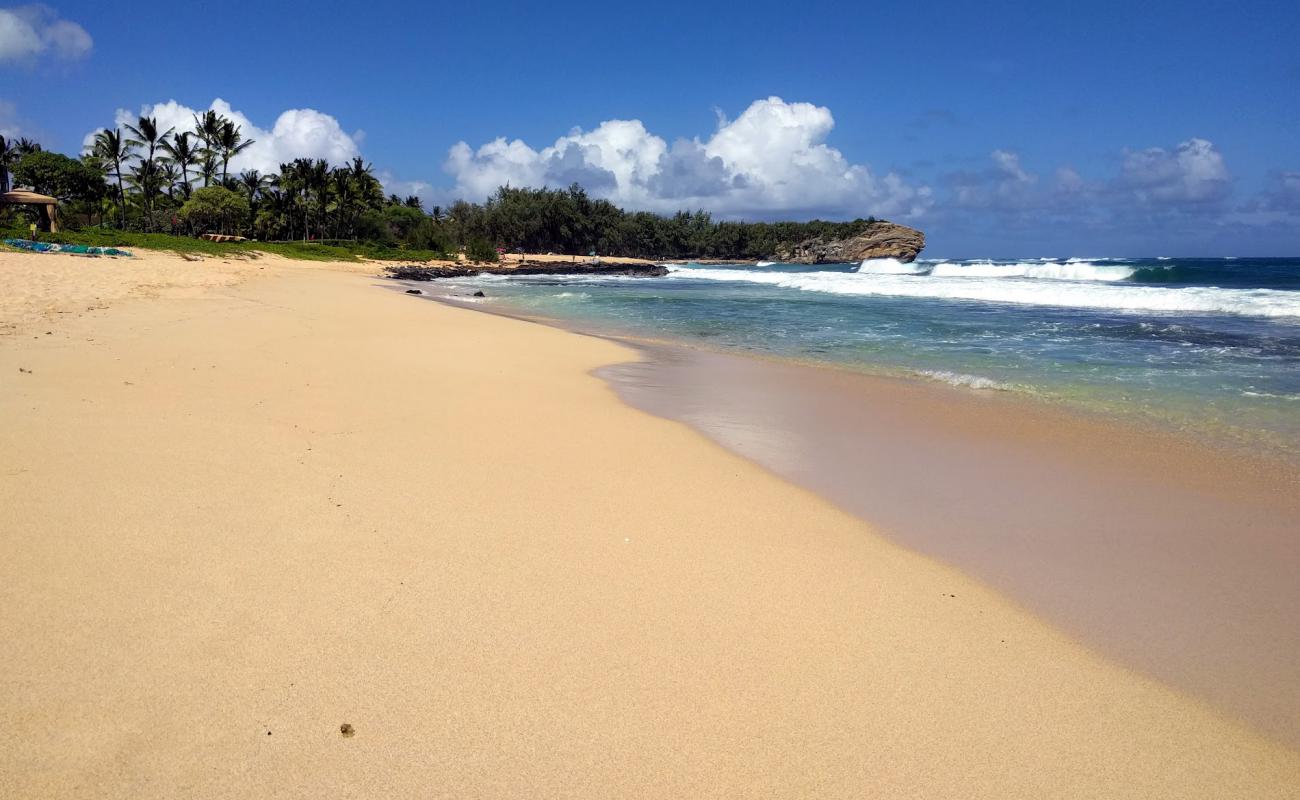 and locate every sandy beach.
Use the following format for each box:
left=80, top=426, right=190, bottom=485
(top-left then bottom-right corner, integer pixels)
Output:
left=3, top=250, right=1299, bottom=797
